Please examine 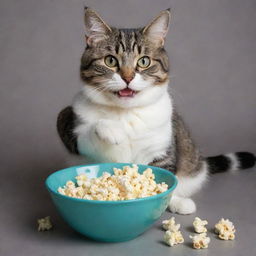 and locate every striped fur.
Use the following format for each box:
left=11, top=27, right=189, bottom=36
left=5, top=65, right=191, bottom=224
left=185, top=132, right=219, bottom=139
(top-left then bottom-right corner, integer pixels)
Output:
left=80, top=10, right=169, bottom=90
left=206, top=152, right=256, bottom=174
left=56, top=8, right=255, bottom=215
left=57, top=106, right=255, bottom=175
